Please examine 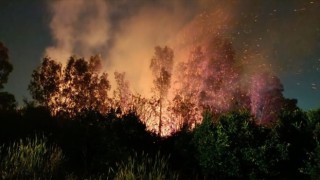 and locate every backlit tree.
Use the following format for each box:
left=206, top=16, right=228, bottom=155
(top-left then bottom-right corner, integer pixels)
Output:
left=29, top=55, right=111, bottom=116
left=0, top=42, right=16, bottom=111
left=249, top=72, right=287, bottom=124
left=113, top=71, right=131, bottom=114
left=150, top=46, right=174, bottom=135
left=174, top=37, right=240, bottom=128
left=0, top=42, right=13, bottom=89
